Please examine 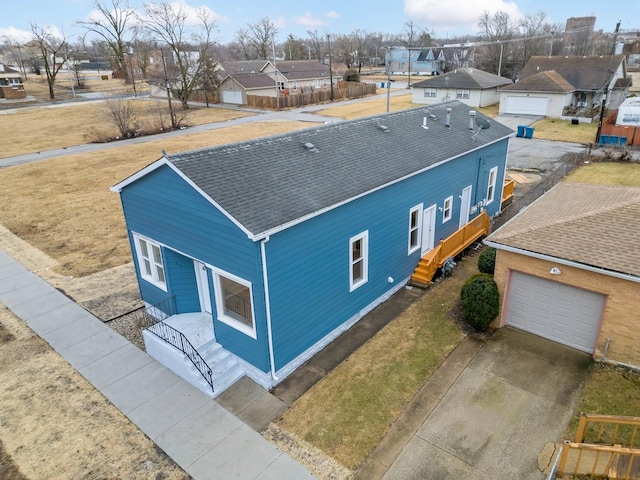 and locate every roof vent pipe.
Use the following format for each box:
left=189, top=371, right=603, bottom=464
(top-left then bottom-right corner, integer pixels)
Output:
left=469, top=110, right=476, bottom=130
left=422, top=116, right=429, bottom=129
left=445, top=108, right=452, bottom=128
